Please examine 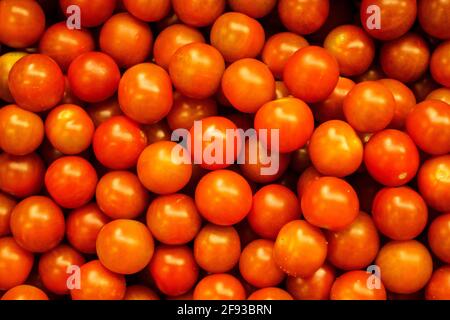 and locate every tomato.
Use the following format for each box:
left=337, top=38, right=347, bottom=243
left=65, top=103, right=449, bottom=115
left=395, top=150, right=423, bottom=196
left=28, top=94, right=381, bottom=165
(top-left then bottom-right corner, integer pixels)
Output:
left=124, top=285, right=159, bottom=300
left=210, top=12, right=265, bottom=63
left=0, top=0, right=45, bottom=48
left=427, top=88, right=450, bottom=105
left=0, top=237, right=34, bottom=290
left=193, top=274, right=246, bottom=300
left=68, top=52, right=121, bottom=103
left=376, top=240, right=433, bottom=294
left=418, top=155, right=450, bottom=212
left=296, top=167, right=322, bottom=201
left=147, top=194, right=202, bottom=245
left=222, top=59, right=275, bottom=113
left=343, top=81, right=395, bottom=133
left=60, top=0, right=116, bottom=27
left=143, top=121, right=172, bottom=144
left=195, top=170, right=252, bottom=226
left=425, top=266, right=450, bottom=300
left=0, top=52, right=27, bottom=102
left=96, top=219, right=154, bottom=275
left=247, top=184, right=301, bottom=240
left=412, top=76, right=439, bottom=102
left=8, top=54, right=65, bottom=112
left=0, top=153, right=45, bottom=198
left=330, top=270, right=387, bottom=300
left=149, top=245, right=199, bottom=297
left=172, top=0, right=225, bottom=27
left=284, top=46, right=339, bottom=103
left=372, top=187, right=428, bottom=240
left=431, top=41, right=450, bottom=90
left=169, top=43, right=225, bottom=99
left=194, top=224, right=241, bottom=273
left=364, top=129, right=420, bottom=187
left=428, top=213, right=450, bottom=264
left=153, top=24, right=205, bottom=70
left=45, top=156, right=98, bottom=209
left=70, top=260, right=126, bottom=300
left=0, top=193, right=15, bottom=236
left=380, top=33, right=430, bottom=83
left=228, top=0, right=277, bottom=18
left=88, top=98, right=123, bottom=128
left=324, top=25, right=375, bottom=76
left=254, top=98, right=314, bottom=153
left=123, top=0, right=170, bottom=22
left=100, top=13, right=153, bottom=68
left=137, top=141, right=192, bottom=194
left=45, top=104, right=95, bottom=155
left=275, top=81, right=290, bottom=99
left=38, top=245, right=85, bottom=295
left=10, top=196, right=65, bottom=253
left=248, top=288, right=293, bottom=300
left=418, top=0, right=450, bottom=40
left=1, top=285, right=48, bottom=300
left=0, top=105, right=44, bottom=156
left=308, top=120, right=363, bottom=177
left=66, top=203, right=110, bottom=254
left=167, top=93, right=217, bottom=130
left=119, top=63, right=173, bottom=124
left=239, top=239, right=285, bottom=288
left=278, top=0, right=329, bottom=35
left=39, top=22, right=95, bottom=71
left=301, top=177, right=359, bottom=231
left=274, top=220, right=327, bottom=277
left=93, top=116, right=147, bottom=170
left=360, top=0, right=417, bottom=41
left=286, top=264, right=335, bottom=300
